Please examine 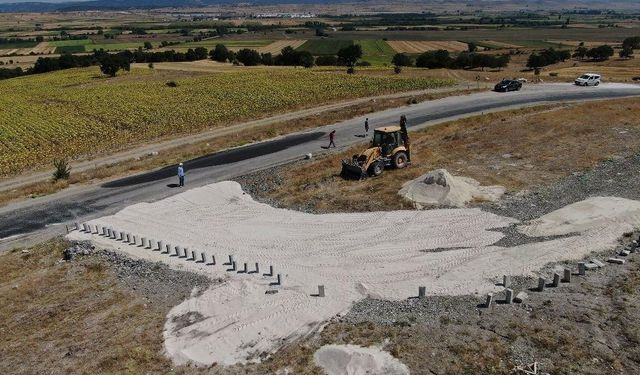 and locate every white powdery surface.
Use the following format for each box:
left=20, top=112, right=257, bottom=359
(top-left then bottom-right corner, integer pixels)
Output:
left=314, top=344, right=409, bottom=375
left=66, top=183, right=640, bottom=367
